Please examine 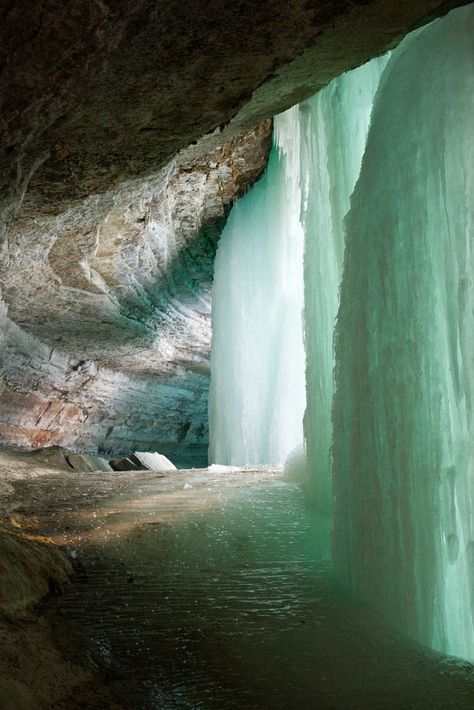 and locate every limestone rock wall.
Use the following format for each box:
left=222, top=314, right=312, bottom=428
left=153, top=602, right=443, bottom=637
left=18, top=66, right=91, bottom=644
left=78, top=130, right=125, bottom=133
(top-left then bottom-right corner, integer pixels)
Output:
left=0, top=126, right=271, bottom=461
